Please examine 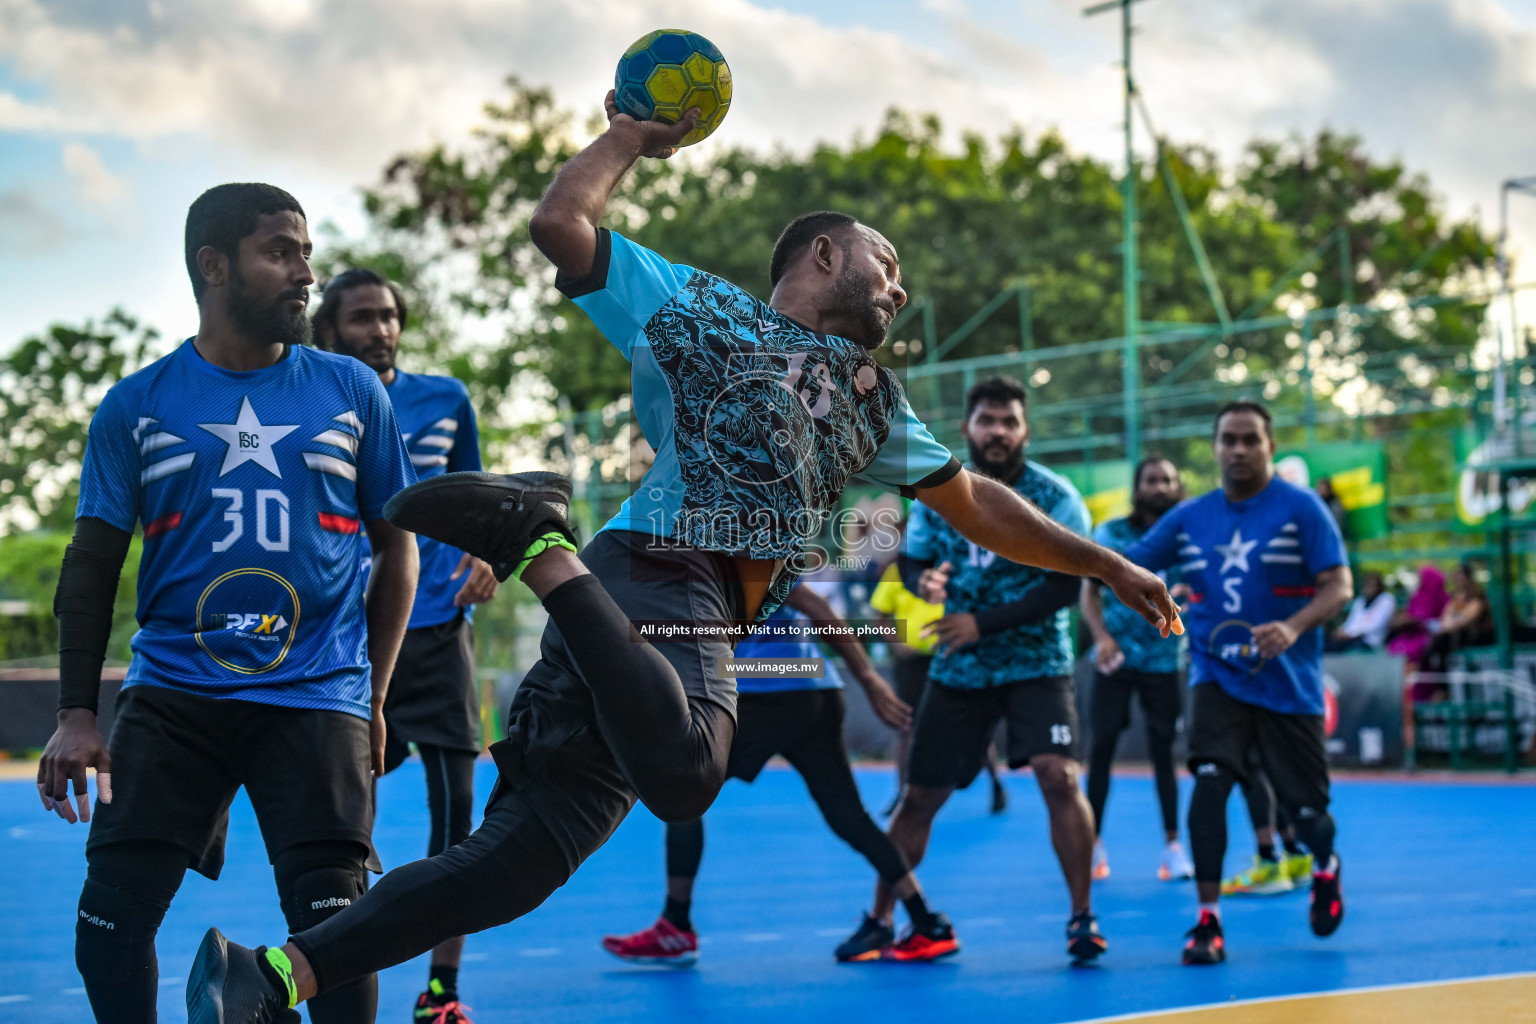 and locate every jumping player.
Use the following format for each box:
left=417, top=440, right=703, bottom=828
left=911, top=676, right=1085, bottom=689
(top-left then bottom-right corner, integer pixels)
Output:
left=37, top=183, right=418, bottom=1024
left=875, top=375, right=1110, bottom=966
left=1080, top=455, right=1193, bottom=882
left=315, top=269, right=497, bottom=1022
left=1123, top=400, right=1351, bottom=964
left=186, top=96, right=1179, bottom=1023
left=600, top=582, right=958, bottom=965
